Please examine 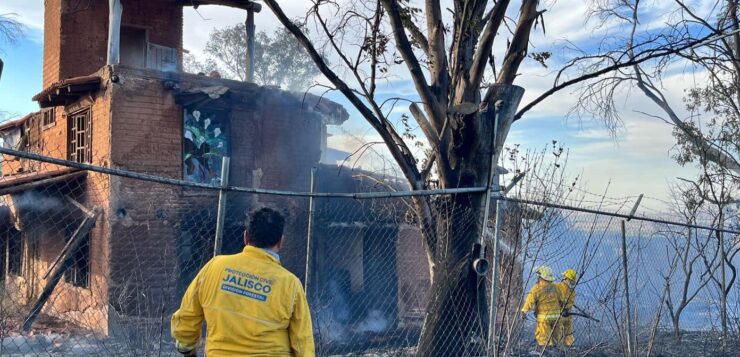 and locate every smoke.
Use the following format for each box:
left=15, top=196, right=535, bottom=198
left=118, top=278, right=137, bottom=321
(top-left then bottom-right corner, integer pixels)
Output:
left=161, top=62, right=179, bottom=73
left=314, top=279, right=393, bottom=345
left=314, top=279, right=351, bottom=343
left=356, top=309, right=389, bottom=334
left=12, top=191, right=64, bottom=212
